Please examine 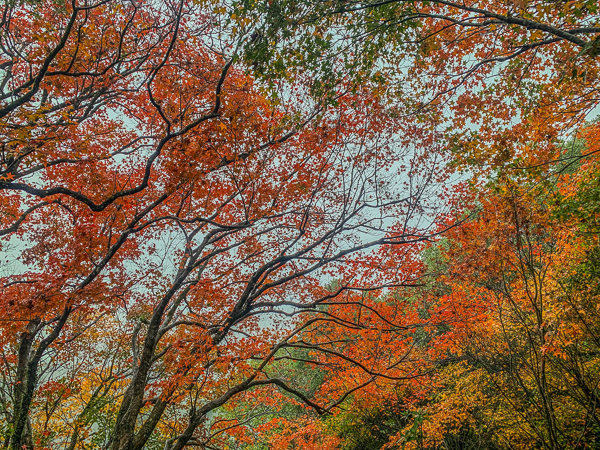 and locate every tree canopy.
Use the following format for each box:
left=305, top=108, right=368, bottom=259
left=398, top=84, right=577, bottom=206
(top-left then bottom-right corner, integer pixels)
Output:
left=1, top=0, right=599, bottom=449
